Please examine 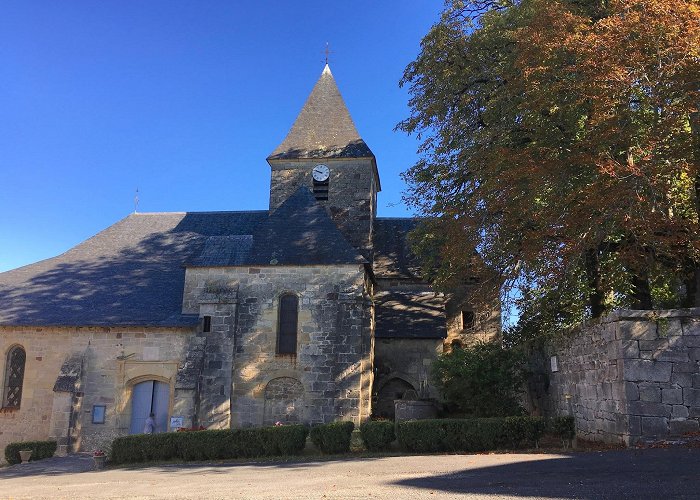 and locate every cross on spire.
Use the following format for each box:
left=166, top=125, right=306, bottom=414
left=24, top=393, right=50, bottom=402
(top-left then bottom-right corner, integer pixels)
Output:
left=323, top=42, right=332, bottom=65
